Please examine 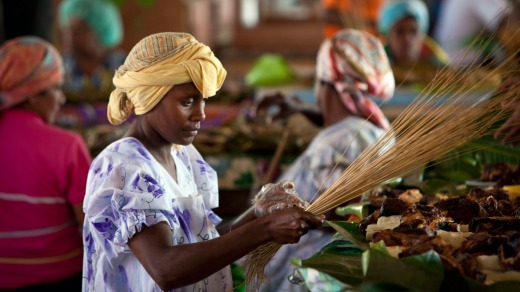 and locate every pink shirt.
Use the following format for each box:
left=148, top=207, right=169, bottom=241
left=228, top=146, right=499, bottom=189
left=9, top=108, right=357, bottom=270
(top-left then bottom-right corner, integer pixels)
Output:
left=0, top=109, right=92, bottom=289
